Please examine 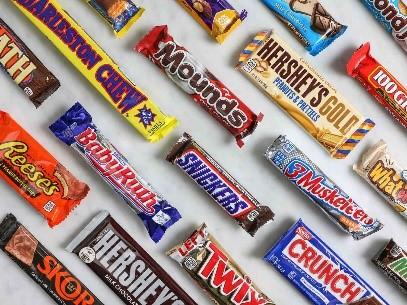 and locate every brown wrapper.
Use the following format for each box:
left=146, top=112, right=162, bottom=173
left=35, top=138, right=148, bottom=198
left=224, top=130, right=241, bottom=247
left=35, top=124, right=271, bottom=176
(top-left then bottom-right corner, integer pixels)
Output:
left=0, top=18, right=60, bottom=107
